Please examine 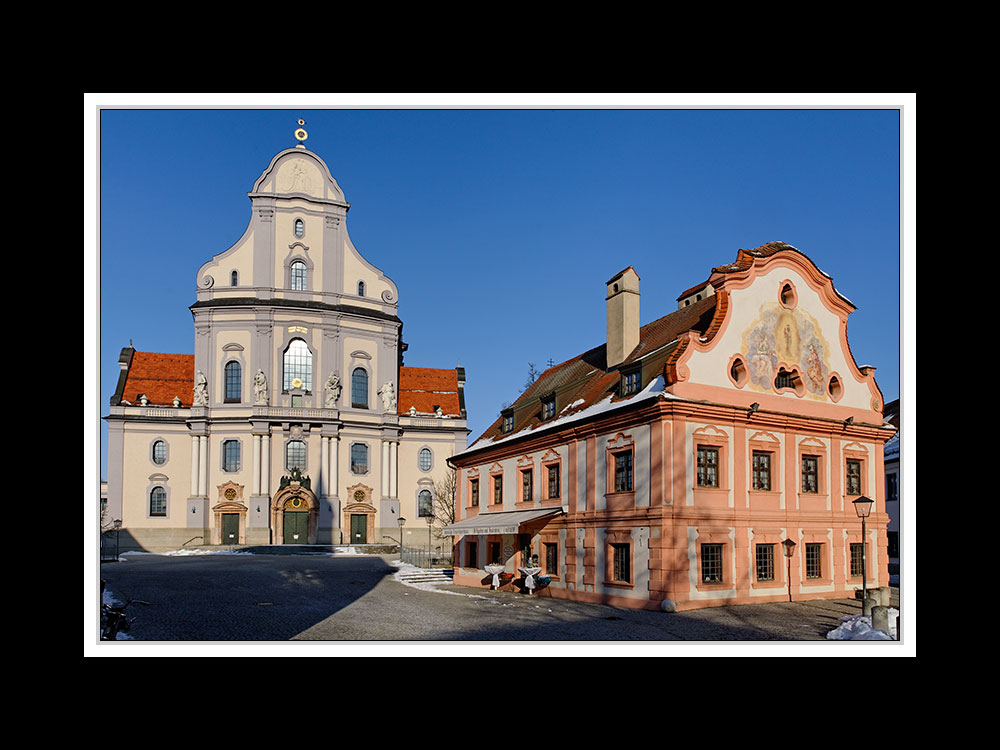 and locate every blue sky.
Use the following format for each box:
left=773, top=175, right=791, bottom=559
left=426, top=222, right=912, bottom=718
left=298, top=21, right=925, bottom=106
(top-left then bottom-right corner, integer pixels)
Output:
left=88, top=97, right=910, bottom=481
